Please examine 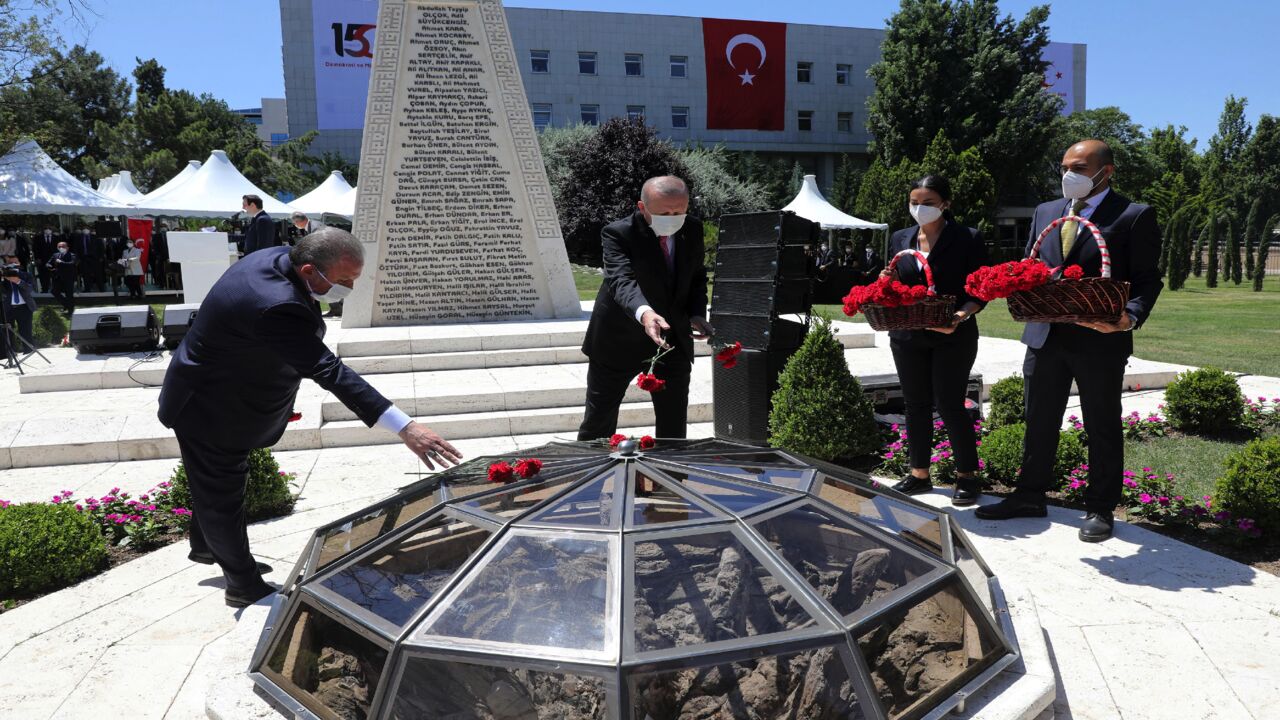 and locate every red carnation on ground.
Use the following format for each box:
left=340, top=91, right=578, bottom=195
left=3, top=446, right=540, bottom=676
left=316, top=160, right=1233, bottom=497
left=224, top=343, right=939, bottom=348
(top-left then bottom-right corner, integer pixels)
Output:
left=487, top=461, right=515, bottom=484
left=715, top=341, right=743, bottom=369
left=513, top=458, right=543, bottom=479
left=609, top=434, right=627, bottom=449
left=288, top=411, right=302, bottom=422
left=636, top=373, right=666, bottom=393
left=639, top=435, right=656, bottom=449
left=1062, top=265, right=1084, bottom=280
